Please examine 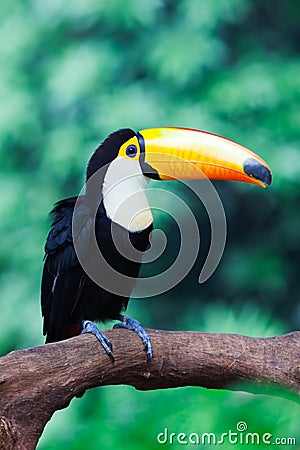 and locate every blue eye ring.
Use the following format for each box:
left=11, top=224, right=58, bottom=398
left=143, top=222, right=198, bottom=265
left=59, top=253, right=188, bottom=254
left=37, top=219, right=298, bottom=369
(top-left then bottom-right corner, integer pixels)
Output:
left=126, top=144, right=138, bottom=158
